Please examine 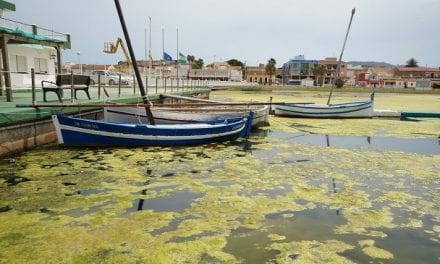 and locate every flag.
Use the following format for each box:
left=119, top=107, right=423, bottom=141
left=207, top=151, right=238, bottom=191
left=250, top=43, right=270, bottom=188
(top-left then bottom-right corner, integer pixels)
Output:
left=178, top=52, right=187, bottom=64
left=163, top=52, right=173, bottom=61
